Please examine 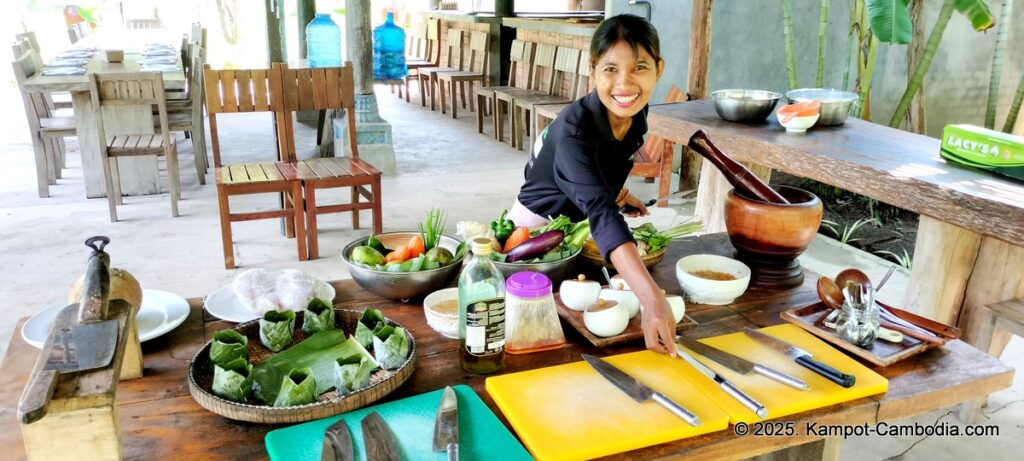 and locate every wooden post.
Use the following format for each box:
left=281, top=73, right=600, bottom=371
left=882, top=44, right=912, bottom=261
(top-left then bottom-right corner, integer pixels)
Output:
left=680, top=0, right=714, bottom=192
left=900, top=217, right=982, bottom=325
left=266, top=0, right=287, bottom=65
left=298, top=0, right=315, bottom=59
